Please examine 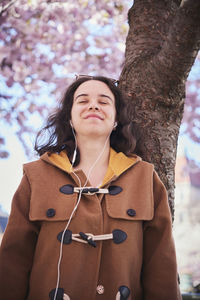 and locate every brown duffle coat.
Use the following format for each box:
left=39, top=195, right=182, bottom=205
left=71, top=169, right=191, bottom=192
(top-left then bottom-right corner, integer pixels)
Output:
left=0, top=148, right=181, bottom=300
